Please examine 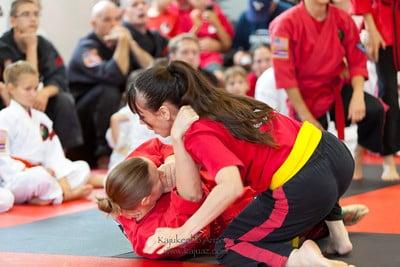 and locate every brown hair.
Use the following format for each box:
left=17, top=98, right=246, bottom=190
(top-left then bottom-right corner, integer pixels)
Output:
left=128, top=60, right=277, bottom=146
left=168, top=33, right=199, bottom=55
left=224, top=66, right=247, bottom=84
left=97, top=157, right=153, bottom=214
left=3, top=60, right=38, bottom=85
left=10, top=0, right=39, bottom=17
